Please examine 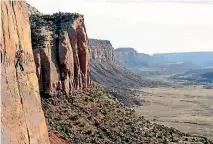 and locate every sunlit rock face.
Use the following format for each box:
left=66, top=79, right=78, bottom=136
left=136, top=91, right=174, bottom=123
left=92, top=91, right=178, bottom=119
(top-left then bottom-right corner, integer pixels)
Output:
left=30, top=13, right=91, bottom=94
left=1, top=1, right=50, bottom=143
